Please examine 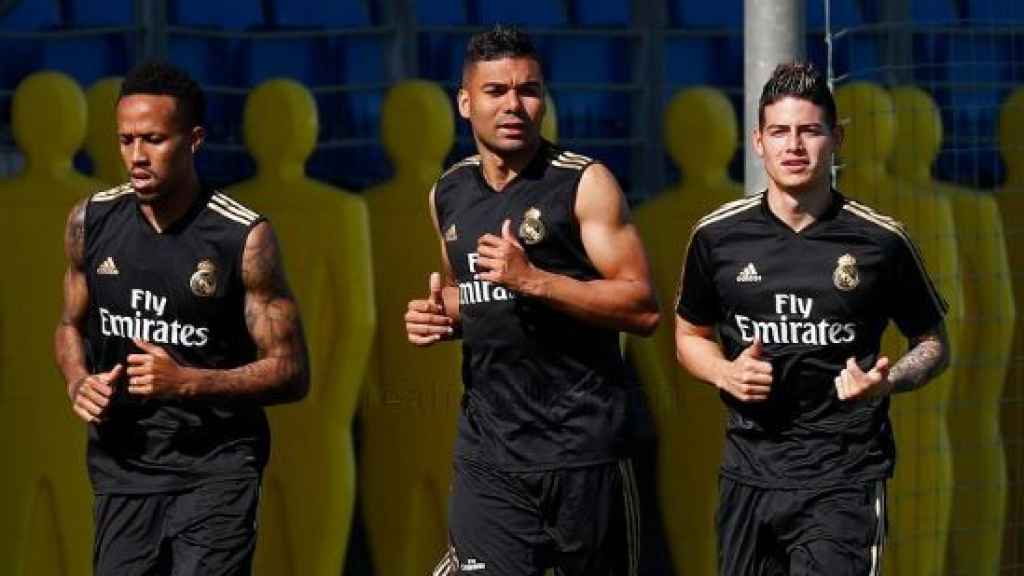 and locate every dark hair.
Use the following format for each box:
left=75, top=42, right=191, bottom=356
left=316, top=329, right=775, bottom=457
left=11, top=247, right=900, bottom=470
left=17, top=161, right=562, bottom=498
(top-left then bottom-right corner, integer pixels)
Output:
left=119, top=61, right=205, bottom=129
left=758, top=62, right=836, bottom=129
left=462, top=25, right=541, bottom=83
